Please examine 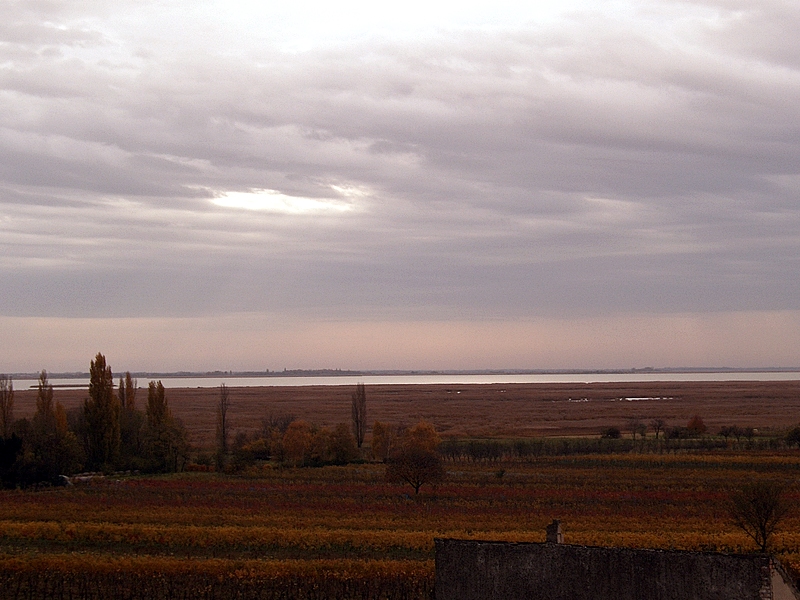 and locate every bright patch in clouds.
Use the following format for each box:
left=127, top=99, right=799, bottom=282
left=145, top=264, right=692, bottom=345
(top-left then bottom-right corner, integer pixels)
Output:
left=212, top=189, right=355, bottom=214
left=217, top=0, right=594, bottom=51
